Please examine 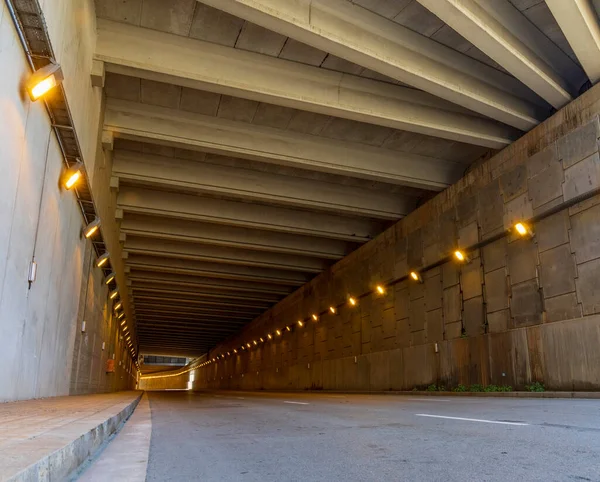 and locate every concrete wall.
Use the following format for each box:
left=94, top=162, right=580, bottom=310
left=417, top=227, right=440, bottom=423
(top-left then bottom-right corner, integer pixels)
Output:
left=139, top=372, right=189, bottom=391
left=69, top=240, right=137, bottom=394
left=192, top=82, right=600, bottom=392
left=0, top=0, right=135, bottom=401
